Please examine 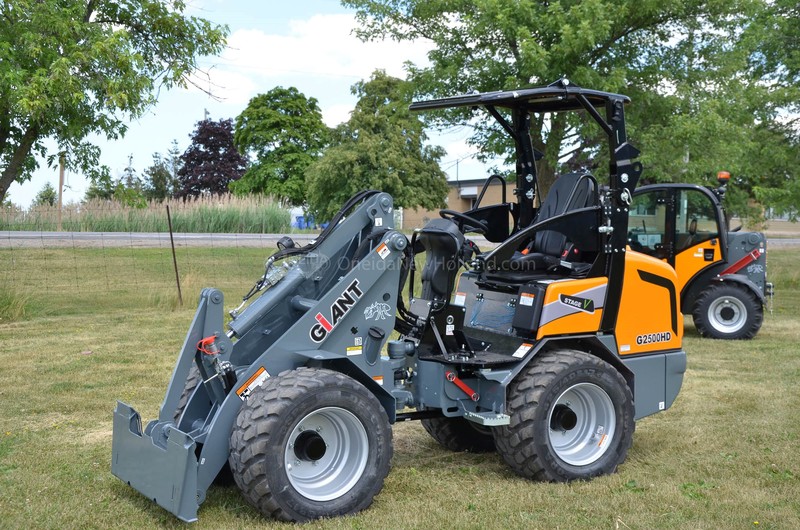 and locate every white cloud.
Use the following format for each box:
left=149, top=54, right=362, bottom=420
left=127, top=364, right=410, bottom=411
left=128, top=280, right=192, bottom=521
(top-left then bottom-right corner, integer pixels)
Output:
left=322, top=103, right=354, bottom=127
left=200, top=14, right=432, bottom=106
left=187, top=67, right=258, bottom=107
left=227, top=14, right=429, bottom=79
